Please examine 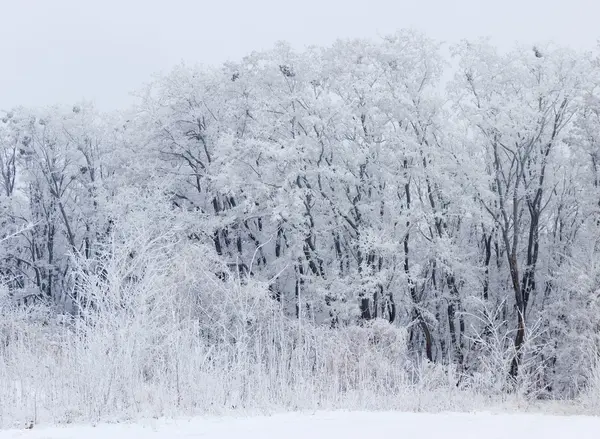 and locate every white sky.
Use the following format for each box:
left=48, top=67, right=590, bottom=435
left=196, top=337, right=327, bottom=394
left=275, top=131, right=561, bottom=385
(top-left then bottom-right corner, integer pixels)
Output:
left=1, top=0, right=598, bottom=110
